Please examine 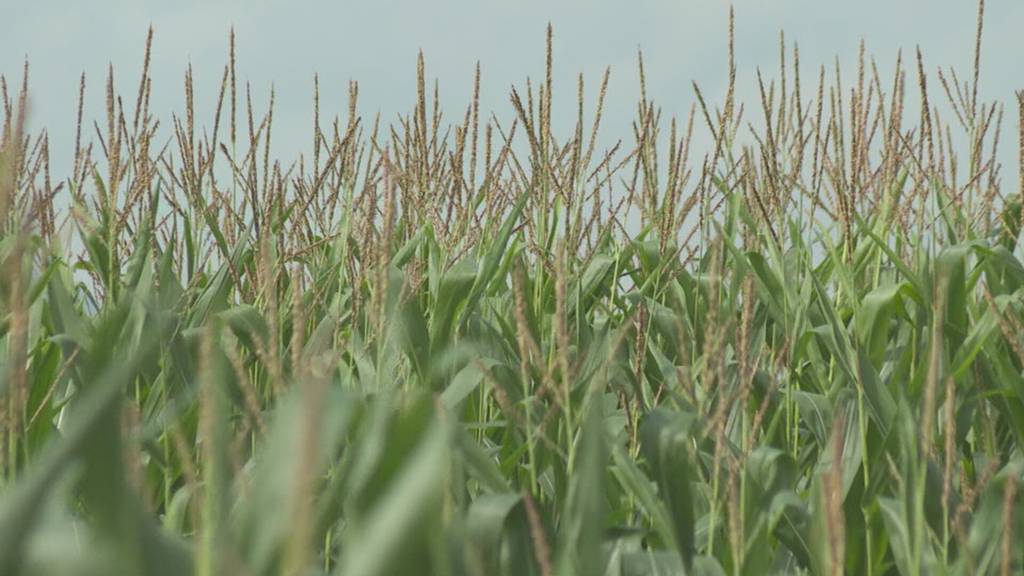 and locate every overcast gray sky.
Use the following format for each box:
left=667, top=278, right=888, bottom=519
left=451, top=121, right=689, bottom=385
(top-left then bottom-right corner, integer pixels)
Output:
left=4, top=0, right=1023, bottom=183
